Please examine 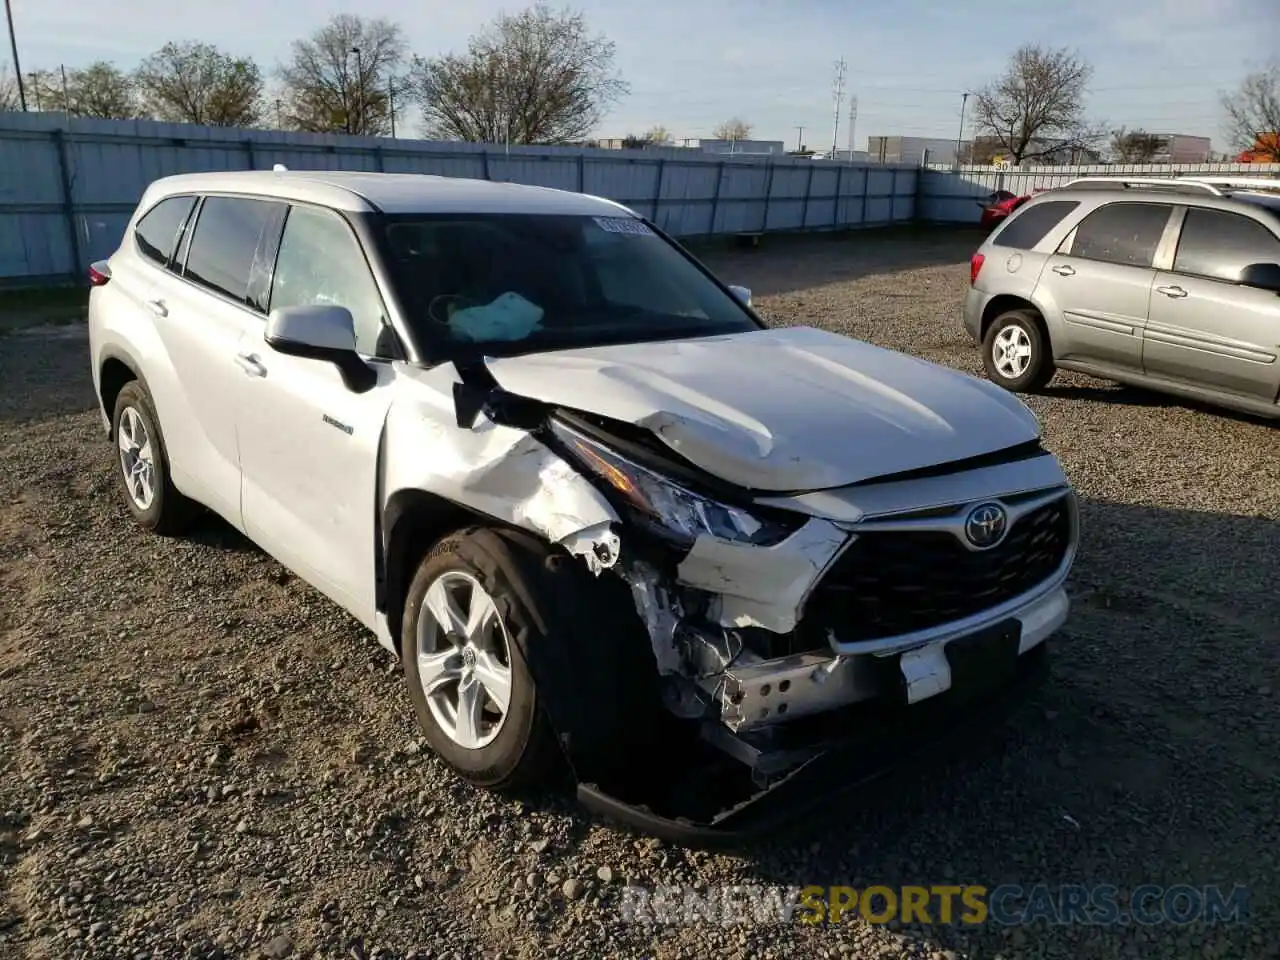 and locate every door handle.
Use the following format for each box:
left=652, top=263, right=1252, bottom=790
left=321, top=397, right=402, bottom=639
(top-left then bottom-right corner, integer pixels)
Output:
left=146, top=299, right=168, bottom=317
left=234, top=352, right=267, bottom=377
left=1051, top=264, right=1075, bottom=277
left=1156, top=285, right=1188, bottom=299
